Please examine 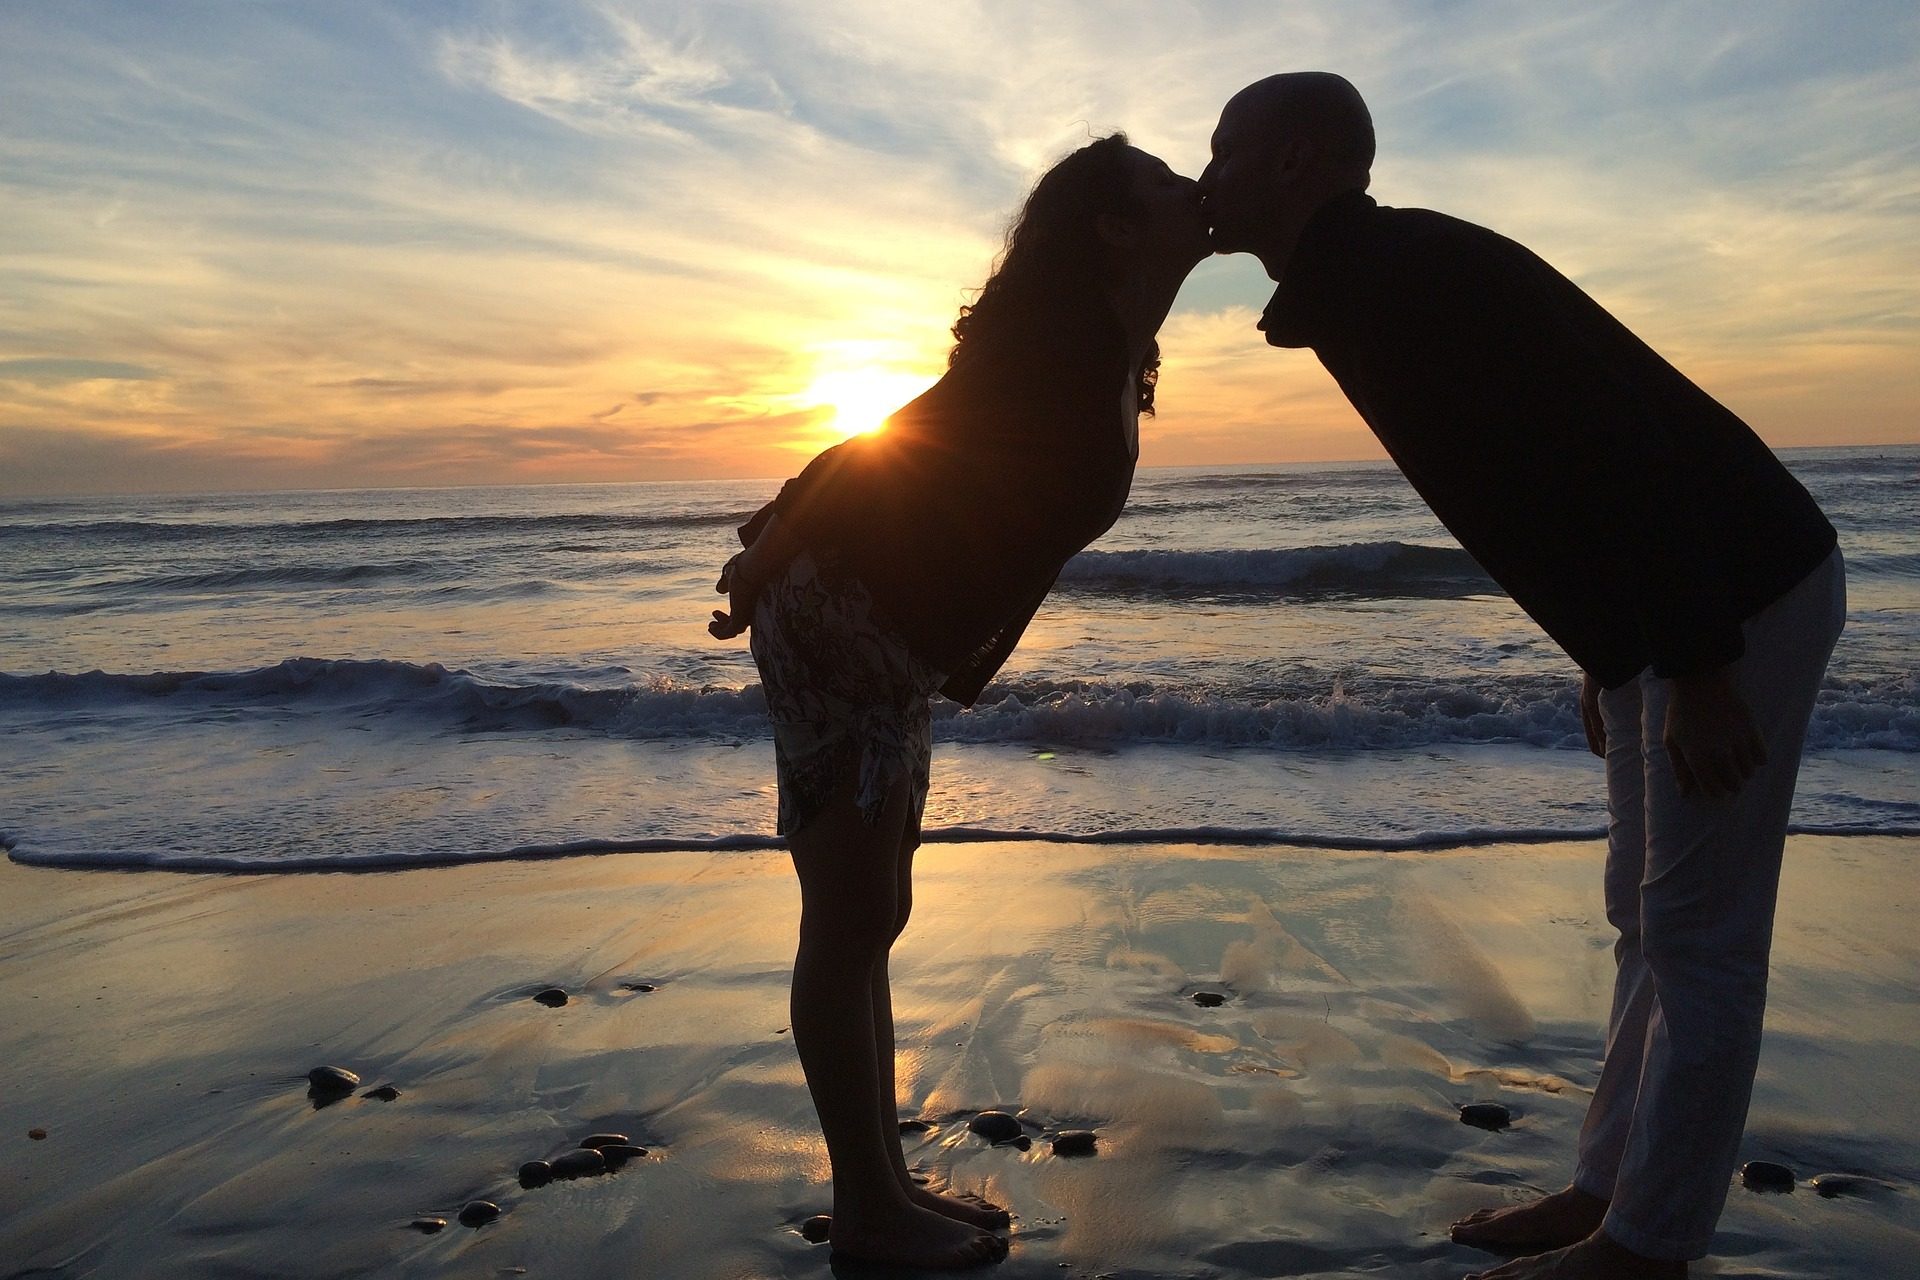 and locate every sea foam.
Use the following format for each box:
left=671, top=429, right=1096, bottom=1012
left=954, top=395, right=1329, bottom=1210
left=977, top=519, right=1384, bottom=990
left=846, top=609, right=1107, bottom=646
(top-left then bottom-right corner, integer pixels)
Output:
left=5, top=658, right=1914, bottom=753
